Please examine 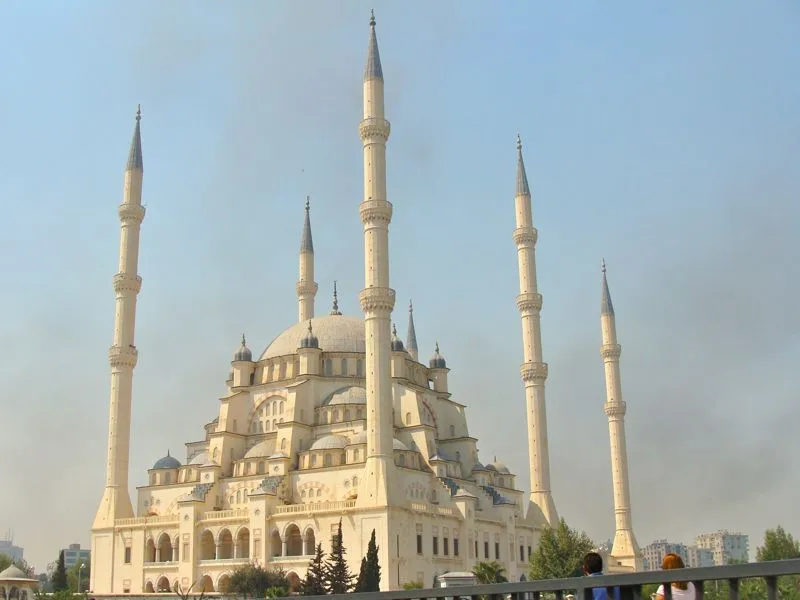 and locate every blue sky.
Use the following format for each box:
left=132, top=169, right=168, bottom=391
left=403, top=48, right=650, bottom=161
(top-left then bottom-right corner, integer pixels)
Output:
left=0, top=1, right=798, bottom=572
